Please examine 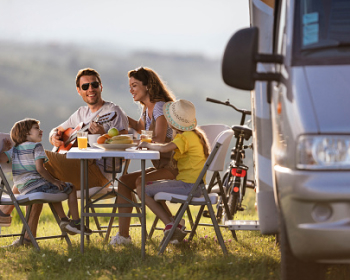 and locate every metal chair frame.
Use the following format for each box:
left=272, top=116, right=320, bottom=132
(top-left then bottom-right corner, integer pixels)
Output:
left=0, top=165, right=72, bottom=250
